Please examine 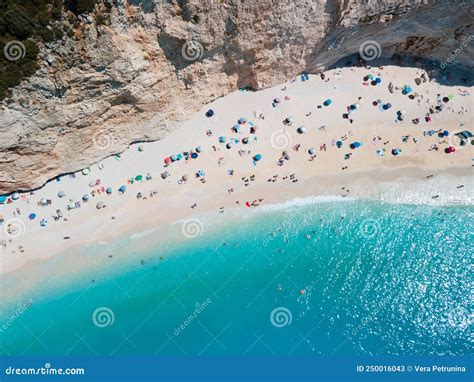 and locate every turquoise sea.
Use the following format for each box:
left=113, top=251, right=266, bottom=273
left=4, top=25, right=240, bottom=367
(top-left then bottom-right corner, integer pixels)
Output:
left=0, top=199, right=472, bottom=356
